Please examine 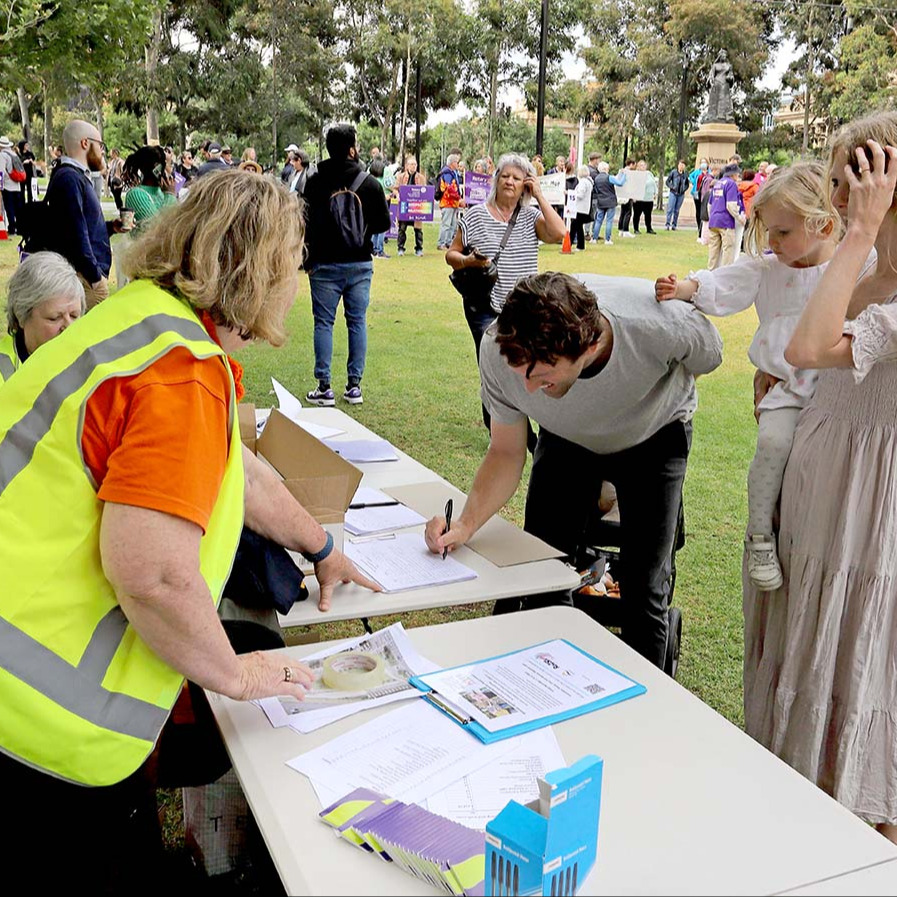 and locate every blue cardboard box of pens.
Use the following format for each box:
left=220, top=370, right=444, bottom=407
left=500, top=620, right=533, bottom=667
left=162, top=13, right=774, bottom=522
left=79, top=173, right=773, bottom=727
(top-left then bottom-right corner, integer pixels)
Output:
left=484, top=755, right=603, bottom=896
